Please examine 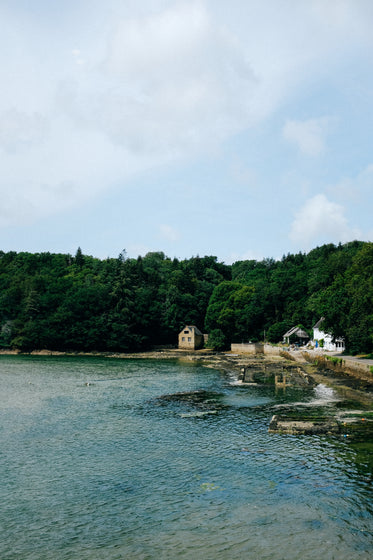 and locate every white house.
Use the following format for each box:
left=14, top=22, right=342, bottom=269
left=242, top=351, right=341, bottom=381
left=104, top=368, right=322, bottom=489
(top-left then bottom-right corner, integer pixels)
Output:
left=313, top=318, right=345, bottom=352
